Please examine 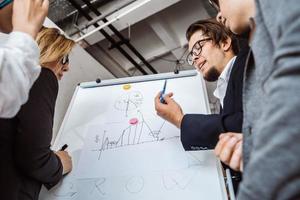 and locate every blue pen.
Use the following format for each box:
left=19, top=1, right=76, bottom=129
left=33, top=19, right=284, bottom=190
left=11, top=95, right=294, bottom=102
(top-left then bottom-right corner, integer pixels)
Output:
left=160, top=80, right=168, bottom=104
